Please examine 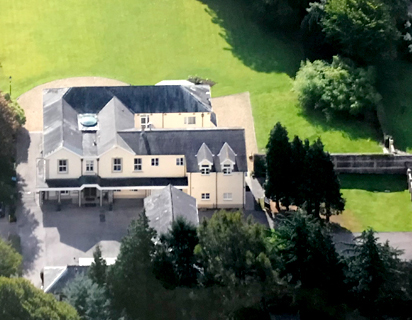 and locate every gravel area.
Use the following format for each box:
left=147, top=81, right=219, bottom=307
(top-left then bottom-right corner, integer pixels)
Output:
left=17, top=77, right=128, bottom=132
left=211, top=92, right=258, bottom=171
